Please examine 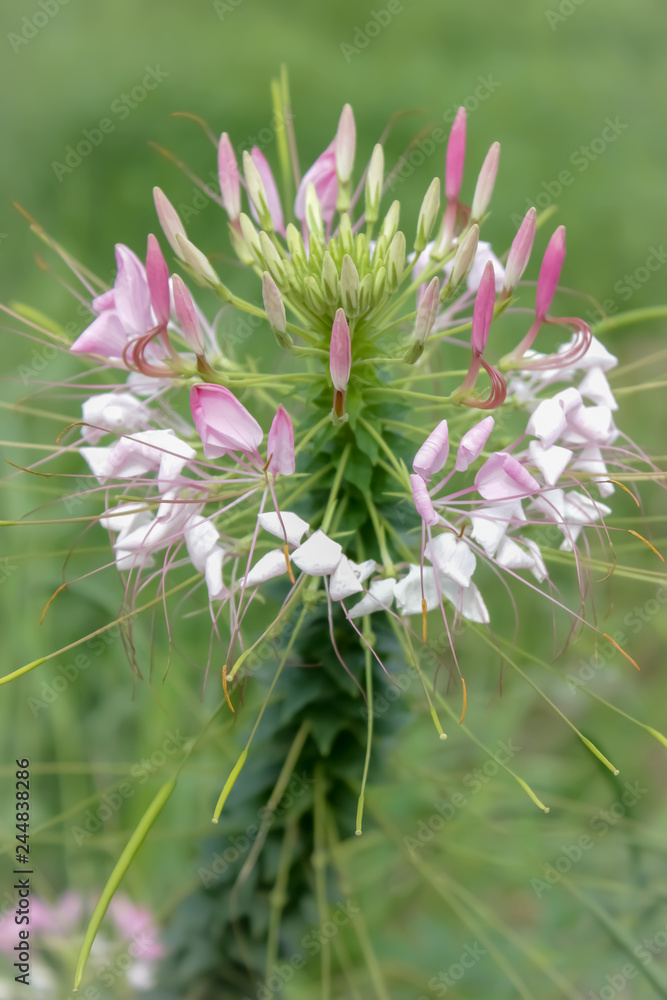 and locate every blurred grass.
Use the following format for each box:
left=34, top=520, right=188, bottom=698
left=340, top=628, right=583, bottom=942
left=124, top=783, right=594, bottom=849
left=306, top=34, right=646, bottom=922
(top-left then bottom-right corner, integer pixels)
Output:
left=1, top=0, right=667, bottom=996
